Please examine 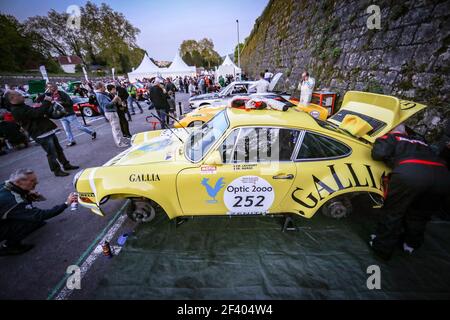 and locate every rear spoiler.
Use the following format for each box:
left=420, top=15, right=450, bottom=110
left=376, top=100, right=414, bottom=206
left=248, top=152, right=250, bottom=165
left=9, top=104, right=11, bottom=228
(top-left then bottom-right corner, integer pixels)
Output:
left=328, top=91, right=427, bottom=143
